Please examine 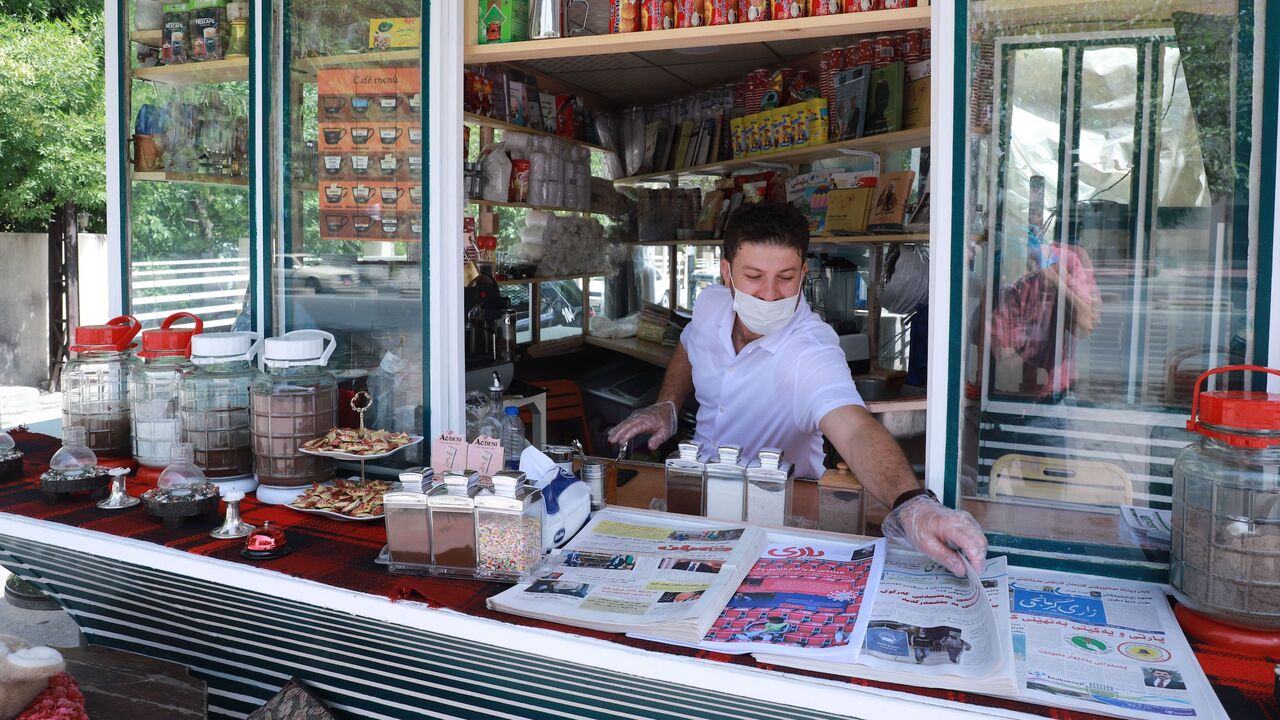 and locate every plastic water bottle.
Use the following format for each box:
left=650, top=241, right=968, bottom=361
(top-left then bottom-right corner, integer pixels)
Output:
left=501, top=406, right=526, bottom=470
